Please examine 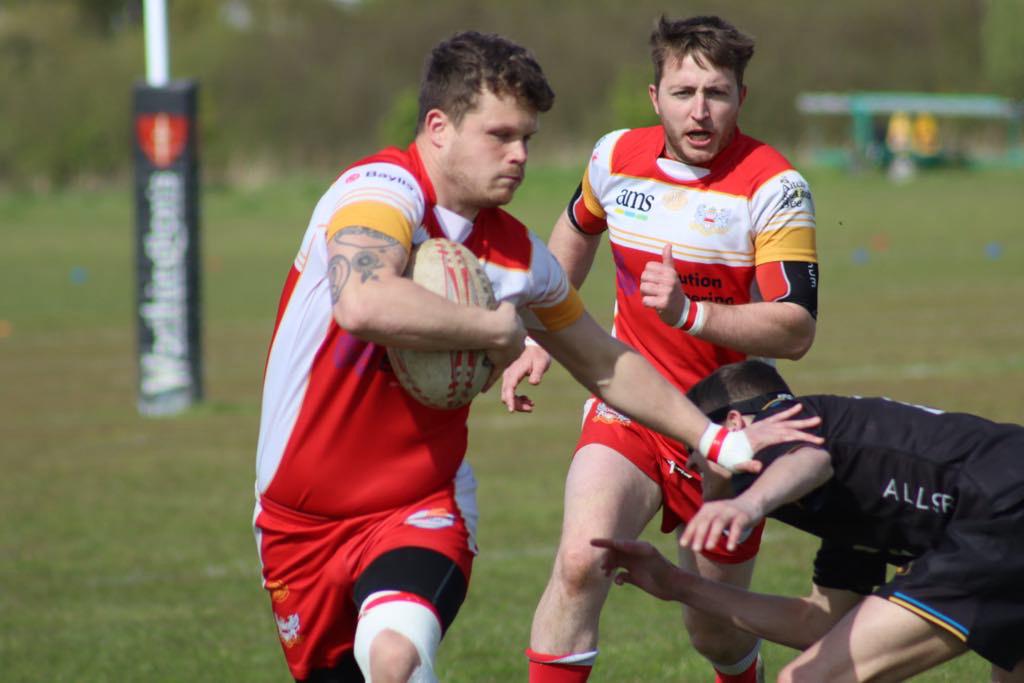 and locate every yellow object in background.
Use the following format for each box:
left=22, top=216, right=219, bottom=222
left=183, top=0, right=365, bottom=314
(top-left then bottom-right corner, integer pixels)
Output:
left=886, top=111, right=913, bottom=154
left=913, top=112, right=940, bottom=156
